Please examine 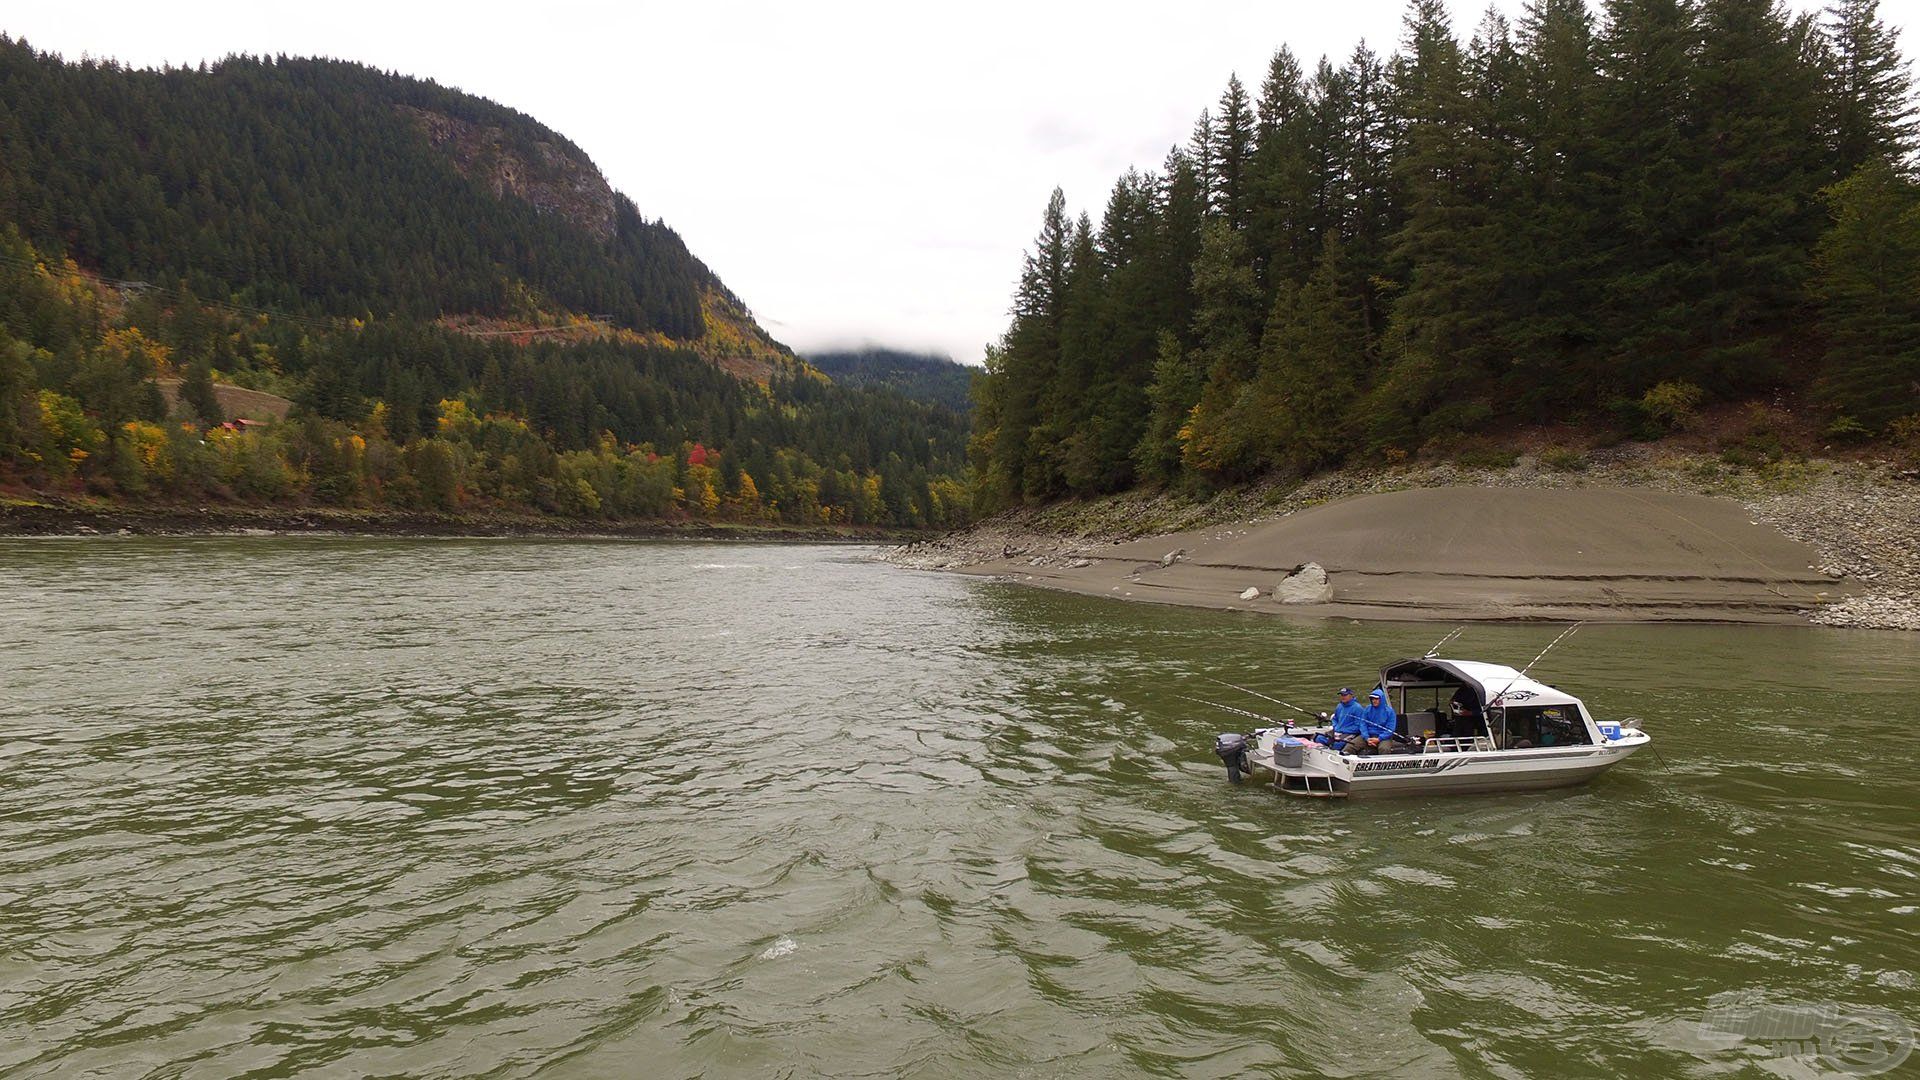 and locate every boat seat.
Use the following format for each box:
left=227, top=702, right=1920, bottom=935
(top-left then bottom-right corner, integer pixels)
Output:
left=1402, top=710, right=1440, bottom=738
